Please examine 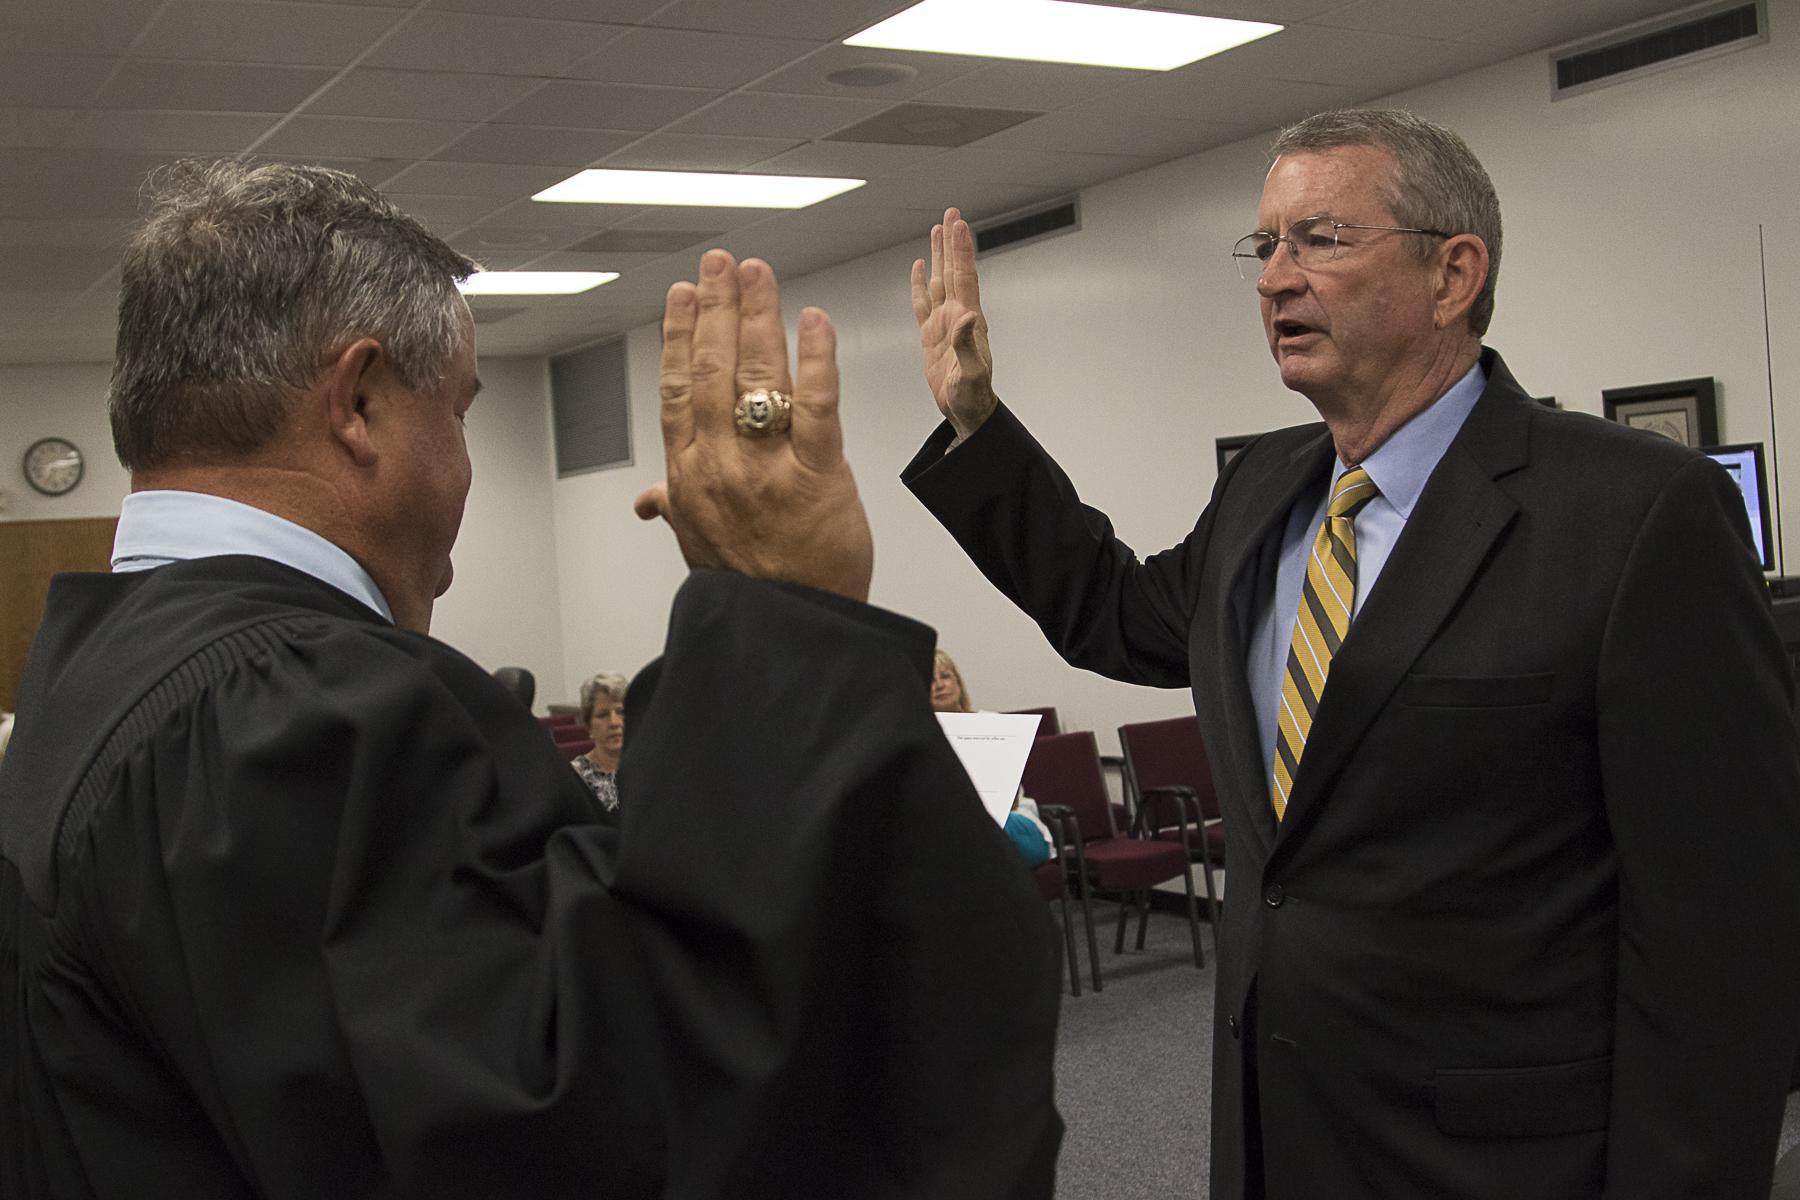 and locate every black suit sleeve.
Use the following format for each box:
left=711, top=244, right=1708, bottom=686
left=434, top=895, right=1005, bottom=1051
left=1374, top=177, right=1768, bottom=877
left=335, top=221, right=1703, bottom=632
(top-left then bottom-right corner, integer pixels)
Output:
left=902, top=405, right=1204, bottom=688
left=1593, top=457, right=1800, bottom=1199
left=73, top=570, right=1060, bottom=1199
